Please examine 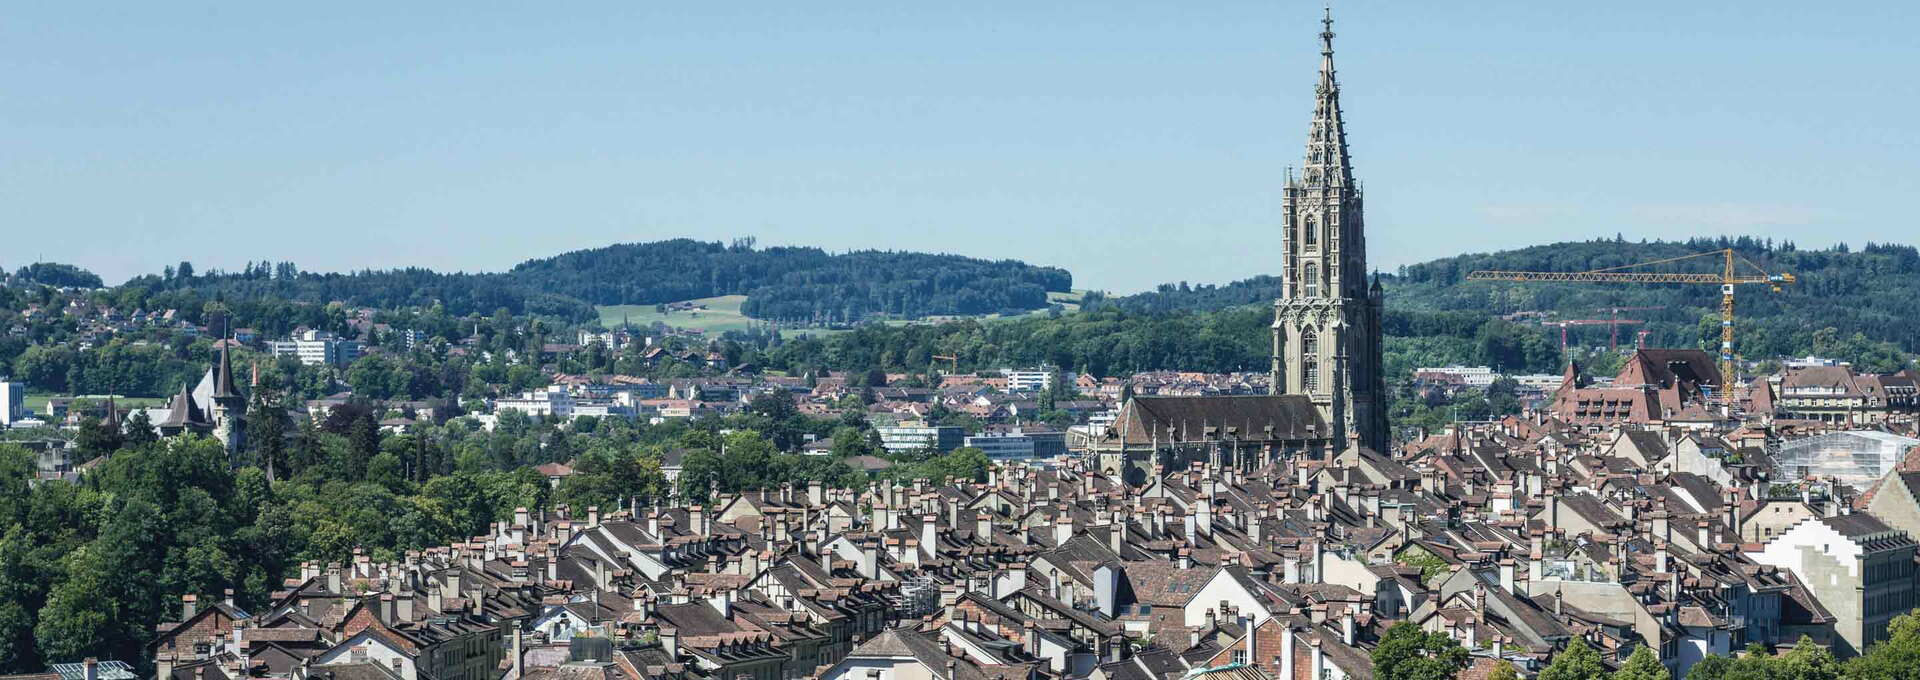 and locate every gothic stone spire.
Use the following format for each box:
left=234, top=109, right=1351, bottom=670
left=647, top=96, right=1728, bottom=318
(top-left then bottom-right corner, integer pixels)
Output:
left=1304, top=7, right=1352, bottom=188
